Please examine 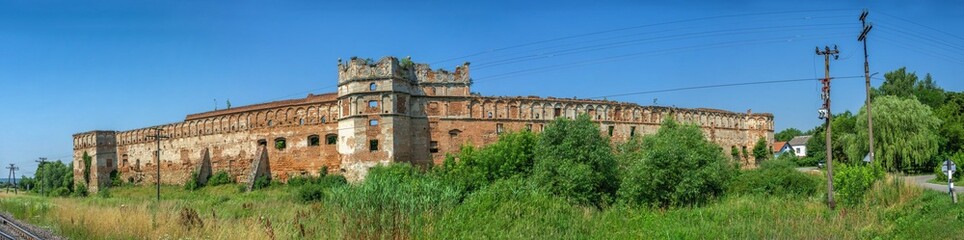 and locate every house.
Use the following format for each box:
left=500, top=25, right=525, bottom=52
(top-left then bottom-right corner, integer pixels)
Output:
left=787, top=135, right=812, bottom=157
left=772, top=141, right=792, bottom=156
